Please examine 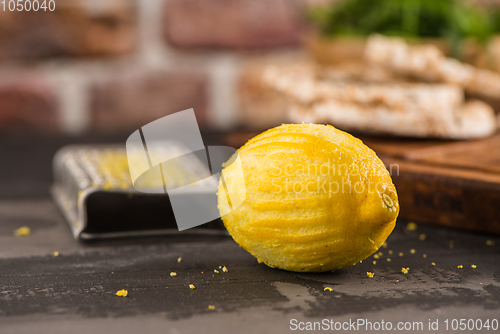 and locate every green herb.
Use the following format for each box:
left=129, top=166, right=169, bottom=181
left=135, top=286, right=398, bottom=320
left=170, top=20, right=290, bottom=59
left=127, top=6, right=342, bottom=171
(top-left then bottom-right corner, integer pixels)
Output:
left=308, top=0, right=495, bottom=57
